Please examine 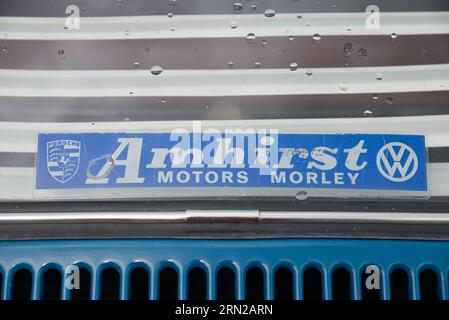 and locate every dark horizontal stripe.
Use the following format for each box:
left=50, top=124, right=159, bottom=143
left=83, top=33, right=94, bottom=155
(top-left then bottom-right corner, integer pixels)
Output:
left=1, top=0, right=448, bottom=17
left=428, top=147, right=449, bottom=163
left=2, top=35, right=449, bottom=70
left=2, top=92, right=449, bottom=122
left=0, top=152, right=34, bottom=167
left=4, top=220, right=449, bottom=240
left=2, top=198, right=449, bottom=213
left=0, top=143, right=447, bottom=168
left=0, top=147, right=446, bottom=167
